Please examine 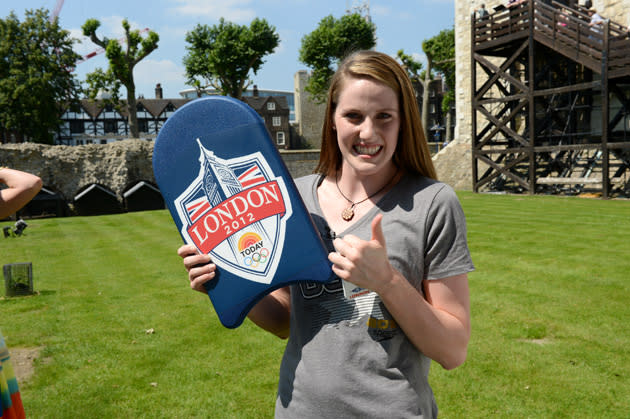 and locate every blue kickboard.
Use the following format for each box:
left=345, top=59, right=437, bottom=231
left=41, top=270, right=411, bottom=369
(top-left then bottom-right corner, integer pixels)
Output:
left=153, top=96, right=333, bottom=328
